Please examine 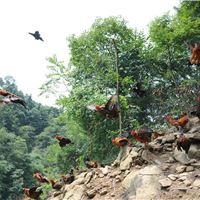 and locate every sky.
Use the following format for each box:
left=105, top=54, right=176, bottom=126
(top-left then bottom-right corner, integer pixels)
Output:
left=0, top=0, right=180, bottom=106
